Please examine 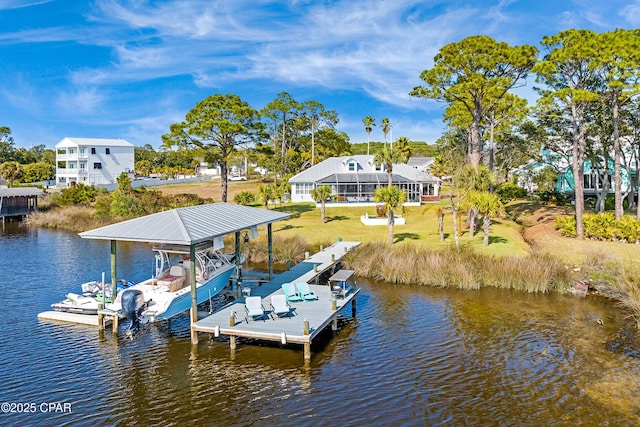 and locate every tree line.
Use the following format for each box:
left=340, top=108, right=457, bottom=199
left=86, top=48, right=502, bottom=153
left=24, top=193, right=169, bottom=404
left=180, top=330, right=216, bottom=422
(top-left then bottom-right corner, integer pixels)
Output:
left=411, top=29, right=640, bottom=240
